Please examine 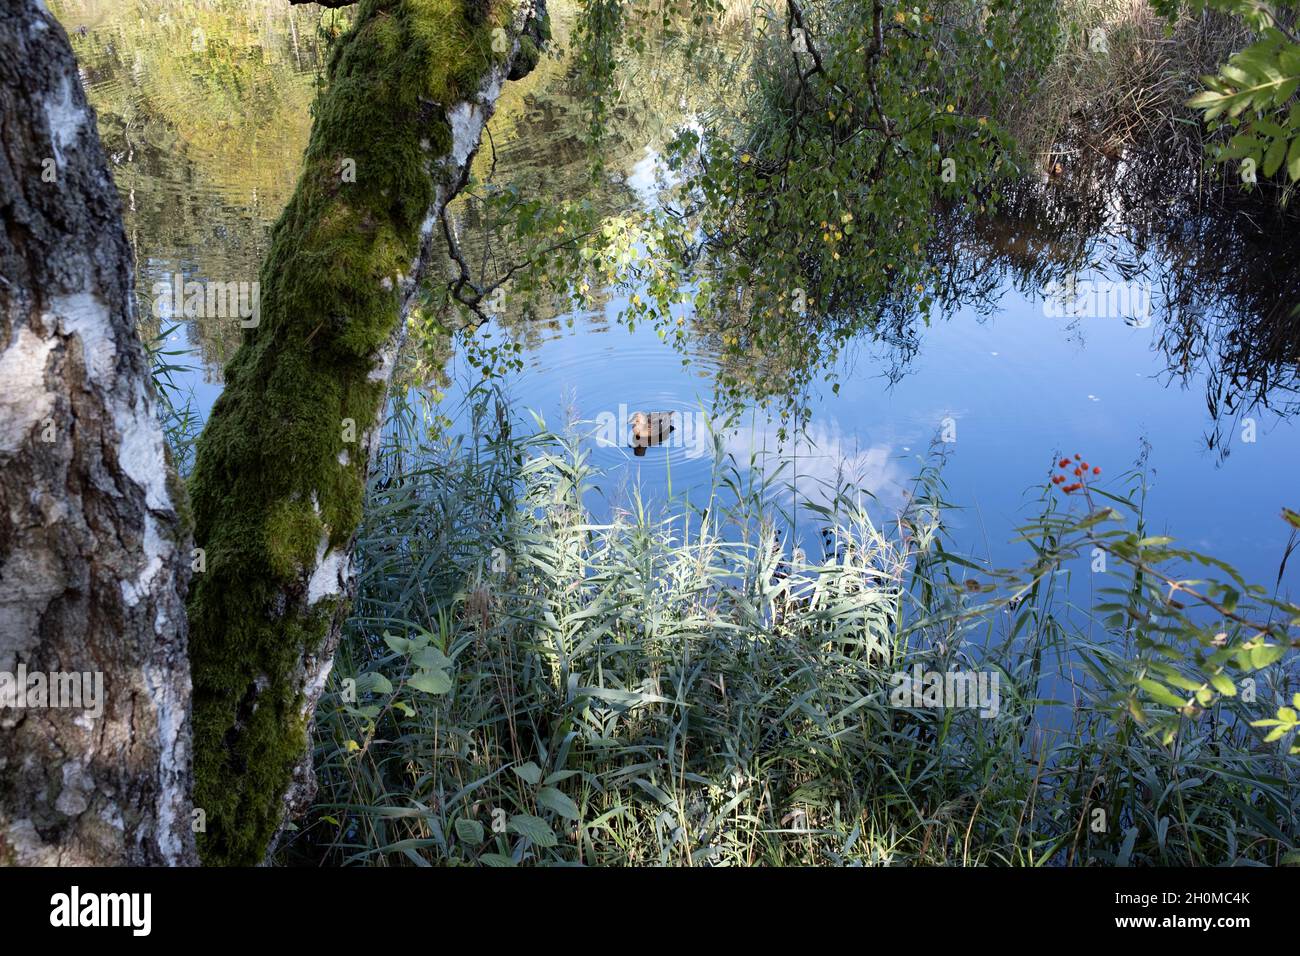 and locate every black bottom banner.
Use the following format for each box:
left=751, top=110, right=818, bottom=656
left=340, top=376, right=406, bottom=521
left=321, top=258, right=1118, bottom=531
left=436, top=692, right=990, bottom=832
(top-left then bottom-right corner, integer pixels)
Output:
left=0, top=865, right=1279, bottom=942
